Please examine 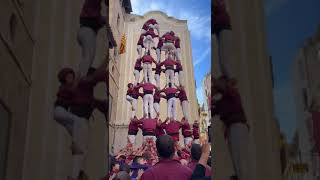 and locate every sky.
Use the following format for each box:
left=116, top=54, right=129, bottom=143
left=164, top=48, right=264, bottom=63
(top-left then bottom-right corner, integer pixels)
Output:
left=130, top=0, right=211, bottom=106
left=264, top=0, right=320, bottom=142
